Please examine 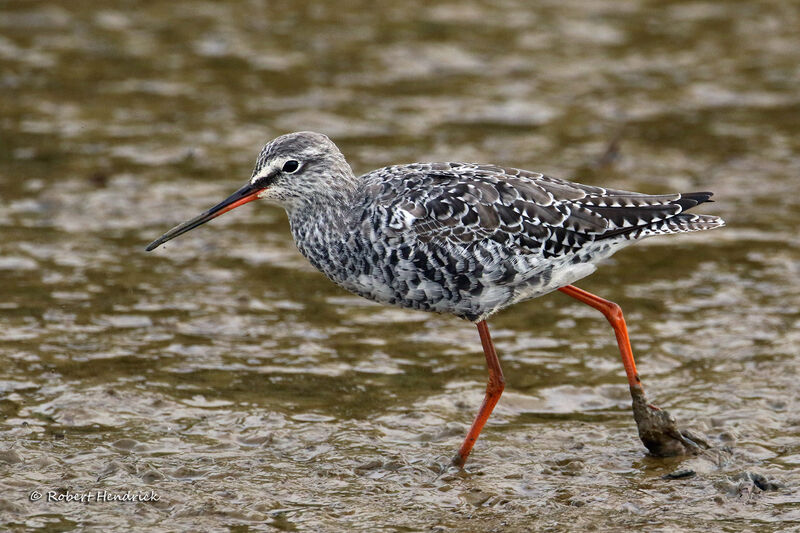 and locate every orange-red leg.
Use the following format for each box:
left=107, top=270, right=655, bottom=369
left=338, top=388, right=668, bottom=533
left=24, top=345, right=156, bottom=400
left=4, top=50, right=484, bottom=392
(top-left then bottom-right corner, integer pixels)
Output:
left=452, top=320, right=505, bottom=468
left=559, top=285, right=704, bottom=456
left=558, top=284, right=642, bottom=391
